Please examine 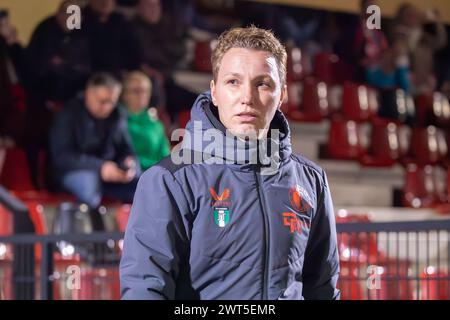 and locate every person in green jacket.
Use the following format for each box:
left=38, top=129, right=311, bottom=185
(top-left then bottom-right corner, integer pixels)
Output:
left=121, top=71, right=170, bottom=171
